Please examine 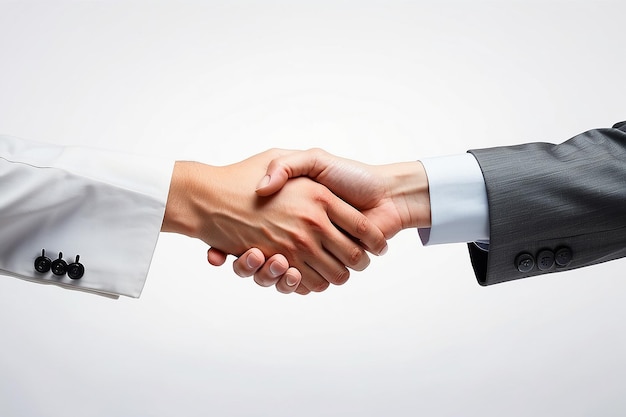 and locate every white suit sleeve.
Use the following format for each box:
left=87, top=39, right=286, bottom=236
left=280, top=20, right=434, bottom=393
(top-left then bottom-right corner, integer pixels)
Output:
left=417, top=153, right=490, bottom=245
left=0, top=135, right=174, bottom=298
